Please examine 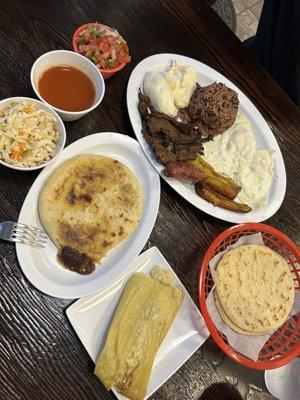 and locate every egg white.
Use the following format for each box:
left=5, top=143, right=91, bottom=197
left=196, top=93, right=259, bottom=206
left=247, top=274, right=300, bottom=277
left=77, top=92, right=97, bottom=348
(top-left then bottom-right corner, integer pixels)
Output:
left=202, top=115, right=275, bottom=210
